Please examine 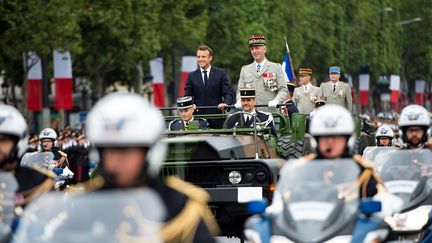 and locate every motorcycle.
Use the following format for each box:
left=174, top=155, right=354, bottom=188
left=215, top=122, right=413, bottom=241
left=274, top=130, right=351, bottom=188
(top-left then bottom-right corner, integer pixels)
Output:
left=20, top=152, right=74, bottom=190
left=13, top=188, right=165, bottom=243
left=244, top=159, right=389, bottom=243
left=374, top=149, right=432, bottom=242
